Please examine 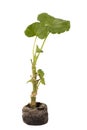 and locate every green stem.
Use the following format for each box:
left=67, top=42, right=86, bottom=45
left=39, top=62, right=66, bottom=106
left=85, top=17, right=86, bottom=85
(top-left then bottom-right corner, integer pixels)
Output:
left=36, top=37, right=47, bottom=62
left=37, top=80, right=41, bottom=89
left=32, top=36, right=37, bottom=62
left=31, top=61, right=37, bottom=108
left=30, top=36, right=48, bottom=108
left=31, top=36, right=37, bottom=108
